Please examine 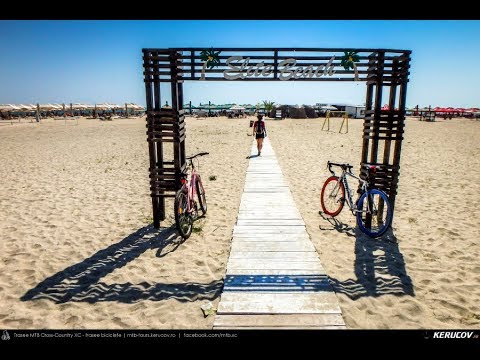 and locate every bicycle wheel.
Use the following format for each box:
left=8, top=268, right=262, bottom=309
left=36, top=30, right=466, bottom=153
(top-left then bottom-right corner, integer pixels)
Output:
left=356, top=189, right=392, bottom=238
left=196, top=178, right=207, bottom=215
left=320, top=176, right=345, bottom=217
left=174, top=189, right=193, bottom=239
